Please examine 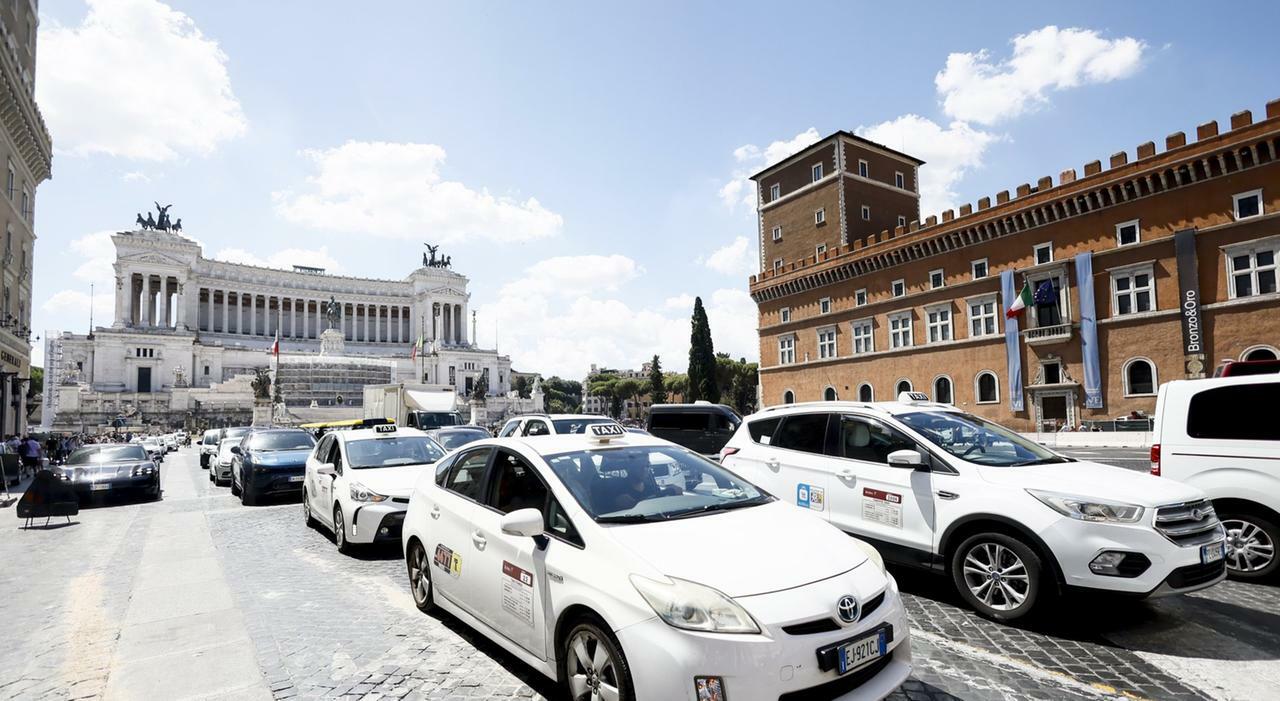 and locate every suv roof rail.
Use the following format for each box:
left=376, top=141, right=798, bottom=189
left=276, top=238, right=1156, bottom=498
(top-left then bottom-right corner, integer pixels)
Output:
left=758, top=401, right=881, bottom=413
